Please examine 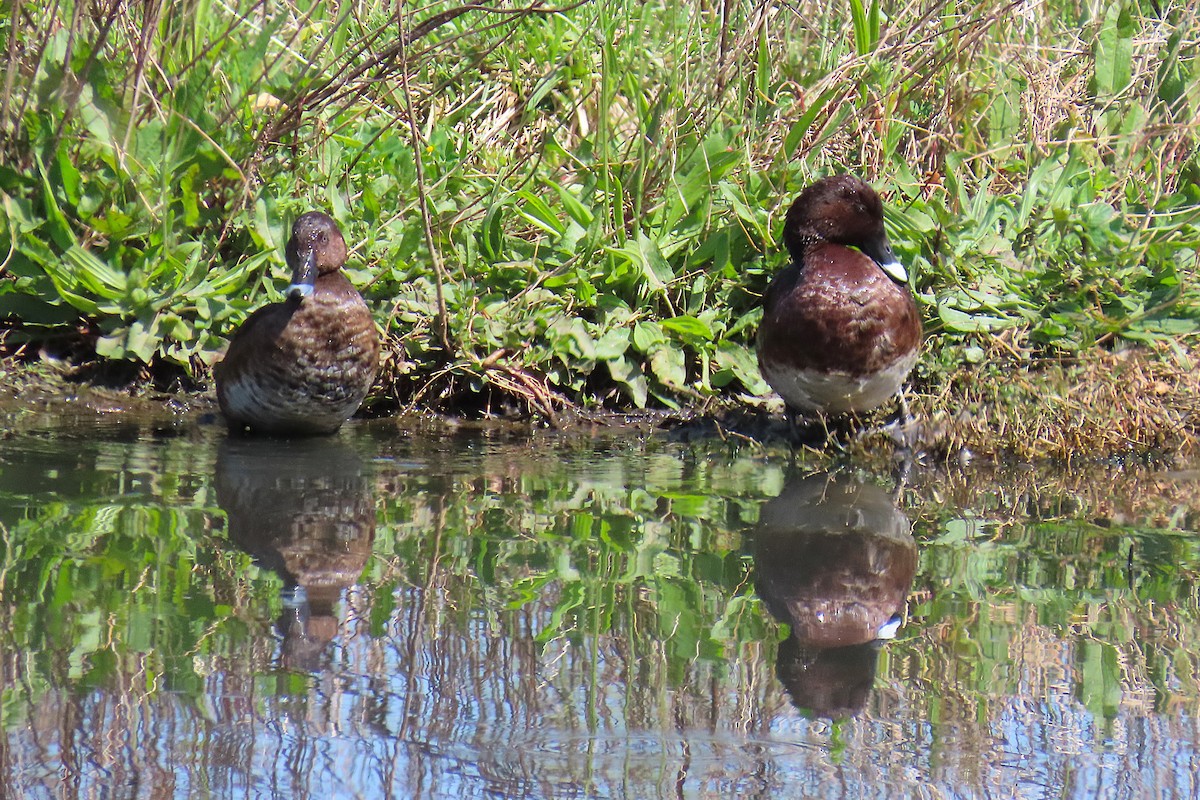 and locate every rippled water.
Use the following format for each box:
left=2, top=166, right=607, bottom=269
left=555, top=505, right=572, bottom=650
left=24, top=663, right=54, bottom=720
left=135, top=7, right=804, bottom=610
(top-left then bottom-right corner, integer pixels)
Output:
left=1, top=410, right=1199, bottom=799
